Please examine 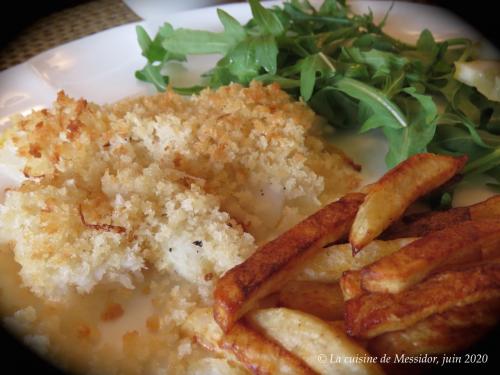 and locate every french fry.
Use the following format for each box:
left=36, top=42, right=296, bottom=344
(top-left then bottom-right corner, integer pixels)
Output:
left=183, top=307, right=226, bottom=352
left=360, top=220, right=500, bottom=294
left=295, top=238, right=417, bottom=283
left=368, top=299, right=500, bottom=356
left=214, top=193, right=365, bottom=332
left=349, top=153, right=467, bottom=251
left=220, top=324, right=316, bottom=375
left=344, top=260, right=500, bottom=339
left=382, top=207, right=470, bottom=240
left=187, top=358, right=248, bottom=375
left=247, top=308, right=385, bottom=375
left=340, top=270, right=364, bottom=301
left=470, top=194, right=500, bottom=219
left=382, top=195, right=500, bottom=239
left=278, top=281, right=345, bottom=320
left=182, top=308, right=315, bottom=375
